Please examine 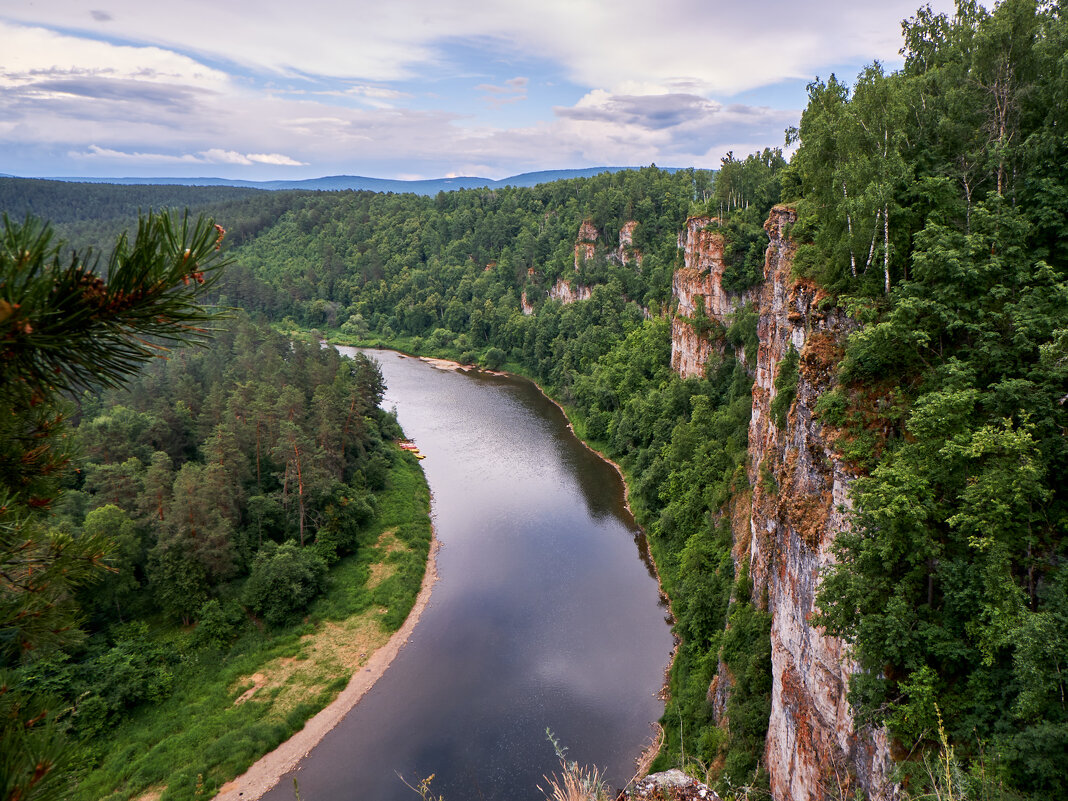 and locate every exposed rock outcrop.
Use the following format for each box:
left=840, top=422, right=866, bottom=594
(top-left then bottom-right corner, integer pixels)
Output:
left=669, top=216, right=757, bottom=379
left=670, top=207, right=893, bottom=800
left=618, top=220, right=643, bottom=267
left=575, top=220, right=598, bottom=270
left=548, top=278, right=592, bottom=305
left=627, top=769, right=720, bottom=800
left=745, top=206, right=891, bottom=801
left=520, top=290, right=534, bottom=316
